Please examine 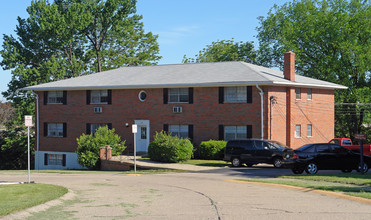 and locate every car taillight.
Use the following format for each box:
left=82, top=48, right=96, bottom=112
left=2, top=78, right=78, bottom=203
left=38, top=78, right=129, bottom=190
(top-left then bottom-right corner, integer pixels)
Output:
left=293, top=153, right=299, bottom=159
